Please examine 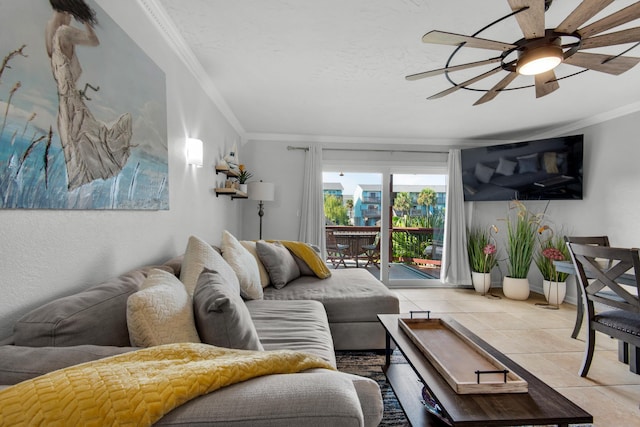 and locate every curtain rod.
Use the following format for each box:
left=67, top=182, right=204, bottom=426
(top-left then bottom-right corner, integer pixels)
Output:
left=286, top=145, right=448, bottom=154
